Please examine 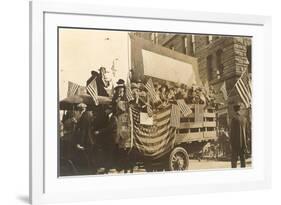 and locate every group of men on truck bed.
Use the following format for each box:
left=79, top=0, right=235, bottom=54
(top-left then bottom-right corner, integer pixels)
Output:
left=59, top=66, right=250, bottom=175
